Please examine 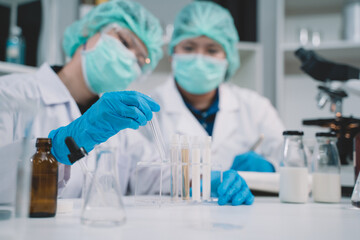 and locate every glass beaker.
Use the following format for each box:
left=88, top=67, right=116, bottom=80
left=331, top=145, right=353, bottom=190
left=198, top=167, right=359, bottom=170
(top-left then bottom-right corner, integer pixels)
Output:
left=0, top=97, right=39, bottom=239
left=312, top=132, right=341, bottom=203
left=279, top=131, right=309, bottom=203
left=81, top=145, right=126, bottom=227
